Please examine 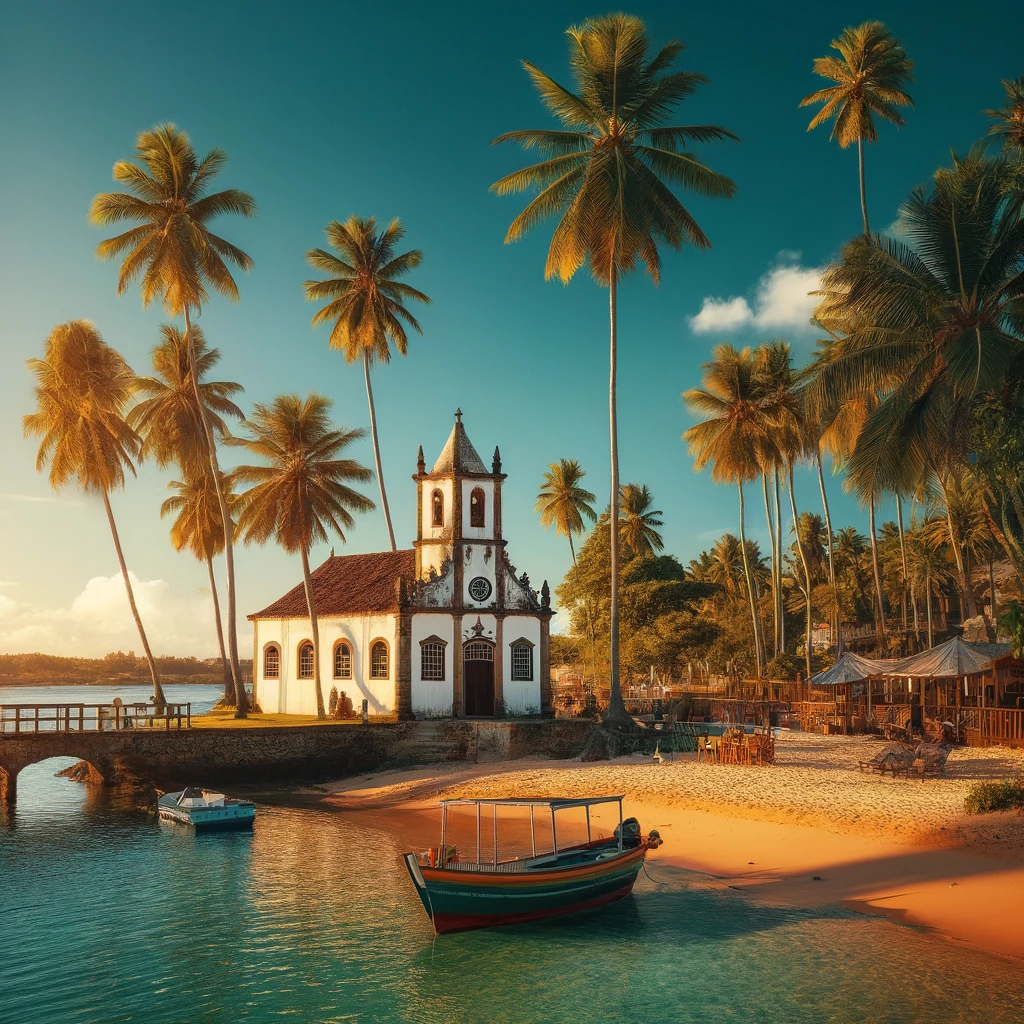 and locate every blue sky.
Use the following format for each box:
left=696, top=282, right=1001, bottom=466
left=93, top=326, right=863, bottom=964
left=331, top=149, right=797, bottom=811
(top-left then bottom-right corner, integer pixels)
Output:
left=1, top=0, right=1021, bottom=656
